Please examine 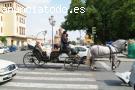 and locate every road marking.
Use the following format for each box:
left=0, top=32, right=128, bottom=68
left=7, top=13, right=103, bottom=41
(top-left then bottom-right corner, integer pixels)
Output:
left=3, top=82, right=98, bottom=89
left=17, top=71, right=93, bottom=76
left=98, top=61, right=111, bottom=71
left=14, top=76, right=96, bottom=82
